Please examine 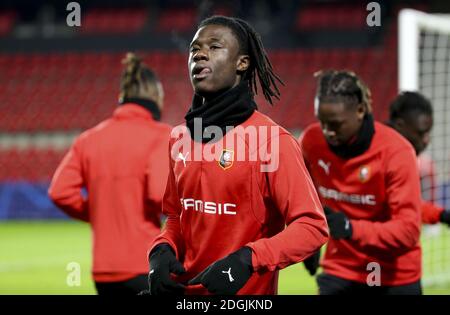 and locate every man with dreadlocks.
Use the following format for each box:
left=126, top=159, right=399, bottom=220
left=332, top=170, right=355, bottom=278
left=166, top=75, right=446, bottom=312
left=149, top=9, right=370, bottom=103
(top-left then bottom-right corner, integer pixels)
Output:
left=299, top=70, right=422, bottom=294
left=146, top=16, right=328, bottom=295
left=49, top=53, right=171, bottom=295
